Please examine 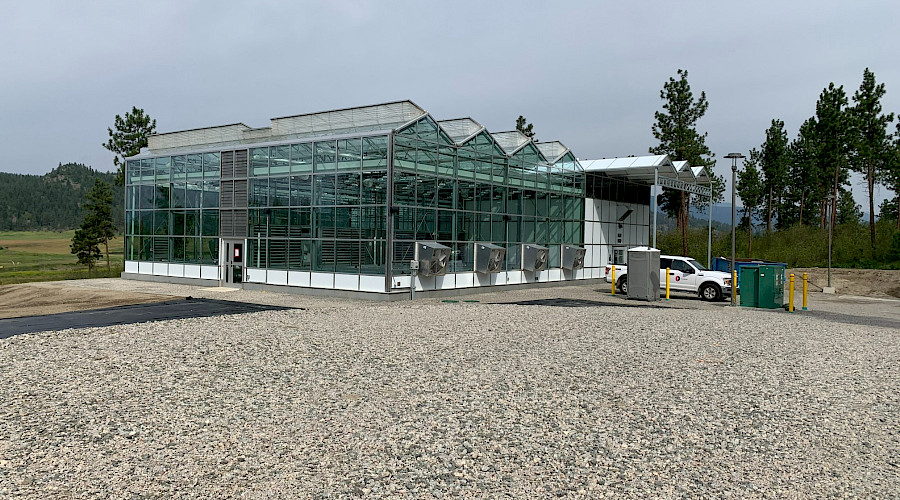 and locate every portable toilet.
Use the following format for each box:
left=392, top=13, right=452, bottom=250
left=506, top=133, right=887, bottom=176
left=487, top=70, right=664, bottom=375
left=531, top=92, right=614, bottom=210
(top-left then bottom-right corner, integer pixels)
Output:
left=626, top=247, right=660, bottom=301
